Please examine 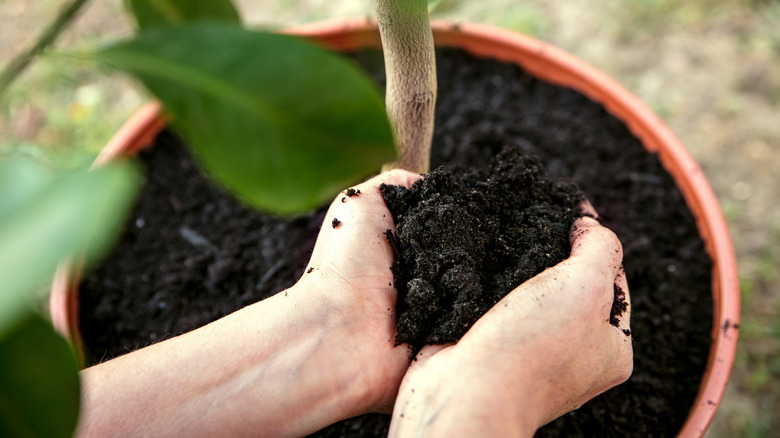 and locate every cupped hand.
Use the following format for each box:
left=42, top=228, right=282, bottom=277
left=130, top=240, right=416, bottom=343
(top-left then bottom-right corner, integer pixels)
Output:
left=295, top=169, right=421, bottom=415
left=77, top=170, right=423, bottom=438
left=389, top=203, right=633, bottom=437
